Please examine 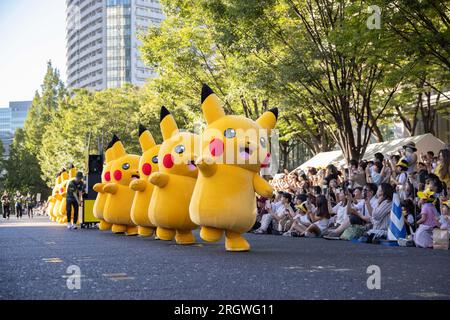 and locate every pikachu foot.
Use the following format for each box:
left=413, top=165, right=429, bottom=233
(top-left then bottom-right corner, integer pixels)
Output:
left=112, top=224, right=127, bottom=234
left=138, top=226, right=155, bottom=237
left=98, top=220, right=112, bottom=231
left=175, top=230, right=196, bottom=245
left=225, top=231, right=250, bottom=252
left=126, top=226, right=138, bottom=236
left=200, top=226, right=223, bottom=242
left=156, top=227, right=175, bottom=241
